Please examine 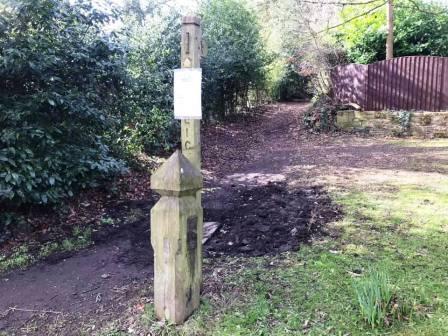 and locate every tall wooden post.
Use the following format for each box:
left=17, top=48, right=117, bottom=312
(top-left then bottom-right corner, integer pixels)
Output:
left=149, top=16, right=205, bottom=325
left=180, top=16, right=204, bottom=302
left=181, top=16, right=202, bottom=171
left=386, top=0, right=394, bottom=60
